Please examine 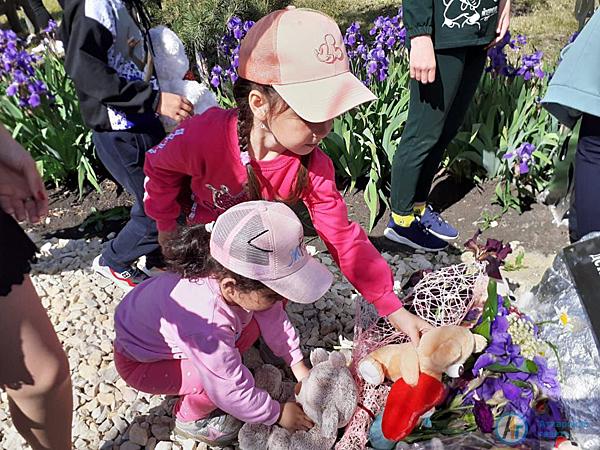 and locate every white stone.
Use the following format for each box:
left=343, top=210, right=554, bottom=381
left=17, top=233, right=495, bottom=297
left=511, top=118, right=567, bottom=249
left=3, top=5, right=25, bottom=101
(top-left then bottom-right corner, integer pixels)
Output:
left=181, top=439, right=196, bottom=450
left=155, top=442, right=173, bottom=450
